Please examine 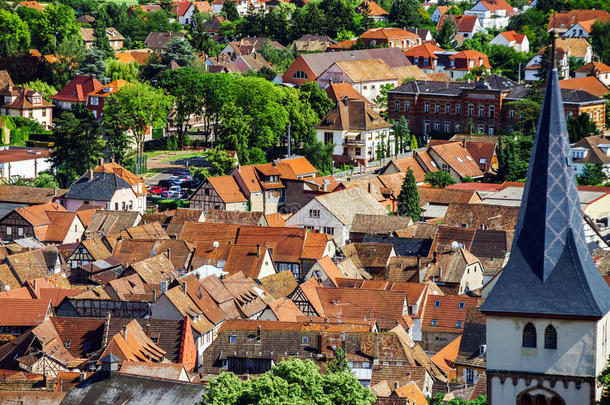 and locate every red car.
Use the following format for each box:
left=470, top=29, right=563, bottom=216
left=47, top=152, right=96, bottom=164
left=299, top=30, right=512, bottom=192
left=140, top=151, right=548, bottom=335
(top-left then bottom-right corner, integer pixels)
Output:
left=148, top=186, right=167, bottom=195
